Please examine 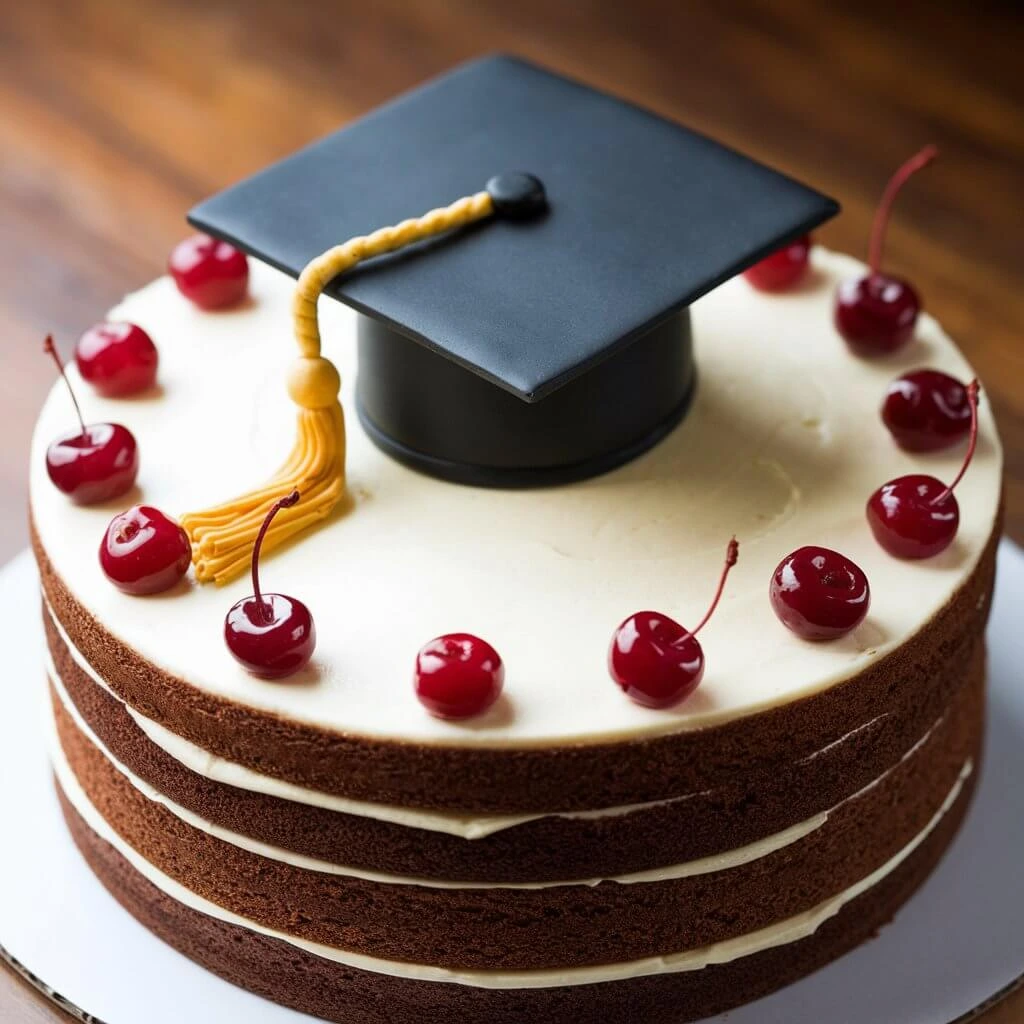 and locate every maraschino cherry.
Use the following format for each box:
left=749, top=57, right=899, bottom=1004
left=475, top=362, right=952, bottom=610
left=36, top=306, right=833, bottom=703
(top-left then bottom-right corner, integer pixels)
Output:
left=43, top=335, right=139, bottom=505
left=75, top=321, right=158, bottom=397
left=609, top=538, right=739, bottom=709
left=414, top=634, right=504, bottom=720
left=743, top=235, right=812, bottom=292
left=770, top=547, right=870, bottom=641
left=169, top=234, right=249, bottom=311
left=224, top=491, right=316, bottom=679
left=867, top=380, right=980, bottom=559
left=835, top=145, right=938, bottom=356
left=100, top=505, right=191, bottom=595
left=881, top=369, right=972, bottom=452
